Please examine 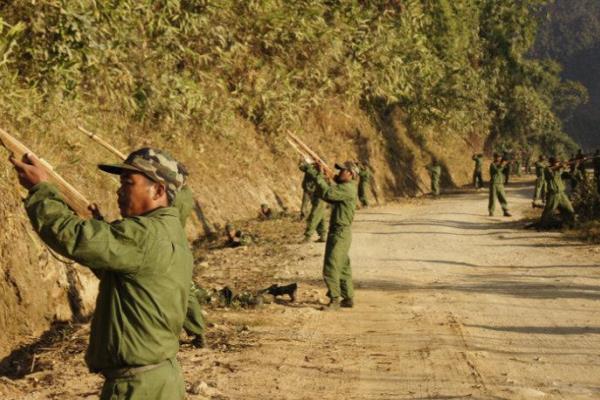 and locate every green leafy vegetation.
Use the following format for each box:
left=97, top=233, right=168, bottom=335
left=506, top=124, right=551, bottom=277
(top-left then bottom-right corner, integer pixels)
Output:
left=0, top=0, right=579, bottom=154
